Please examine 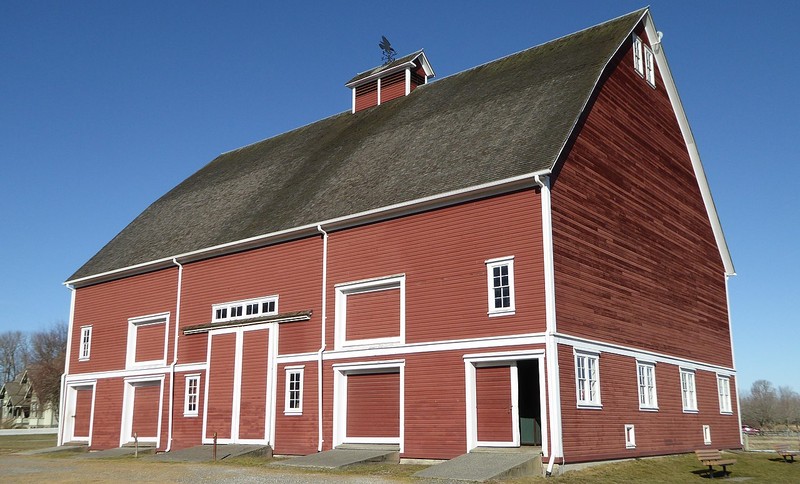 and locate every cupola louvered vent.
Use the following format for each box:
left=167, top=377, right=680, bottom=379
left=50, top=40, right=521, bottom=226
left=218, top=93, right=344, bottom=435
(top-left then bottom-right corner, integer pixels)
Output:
left=345, top=50, right=435, bottom=113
